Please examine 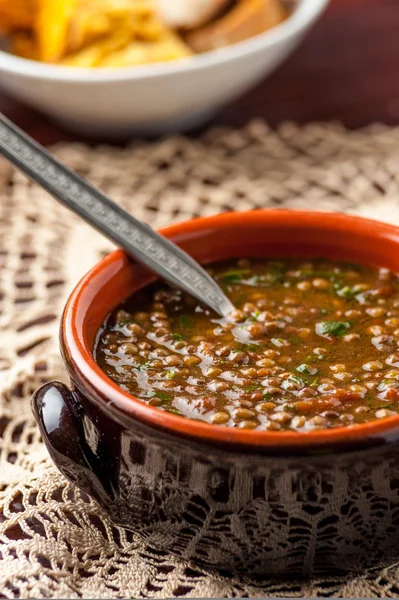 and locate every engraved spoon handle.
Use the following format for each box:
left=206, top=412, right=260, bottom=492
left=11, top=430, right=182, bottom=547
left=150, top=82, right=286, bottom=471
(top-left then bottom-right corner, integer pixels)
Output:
left=0, top=114, right=234, bottom=317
